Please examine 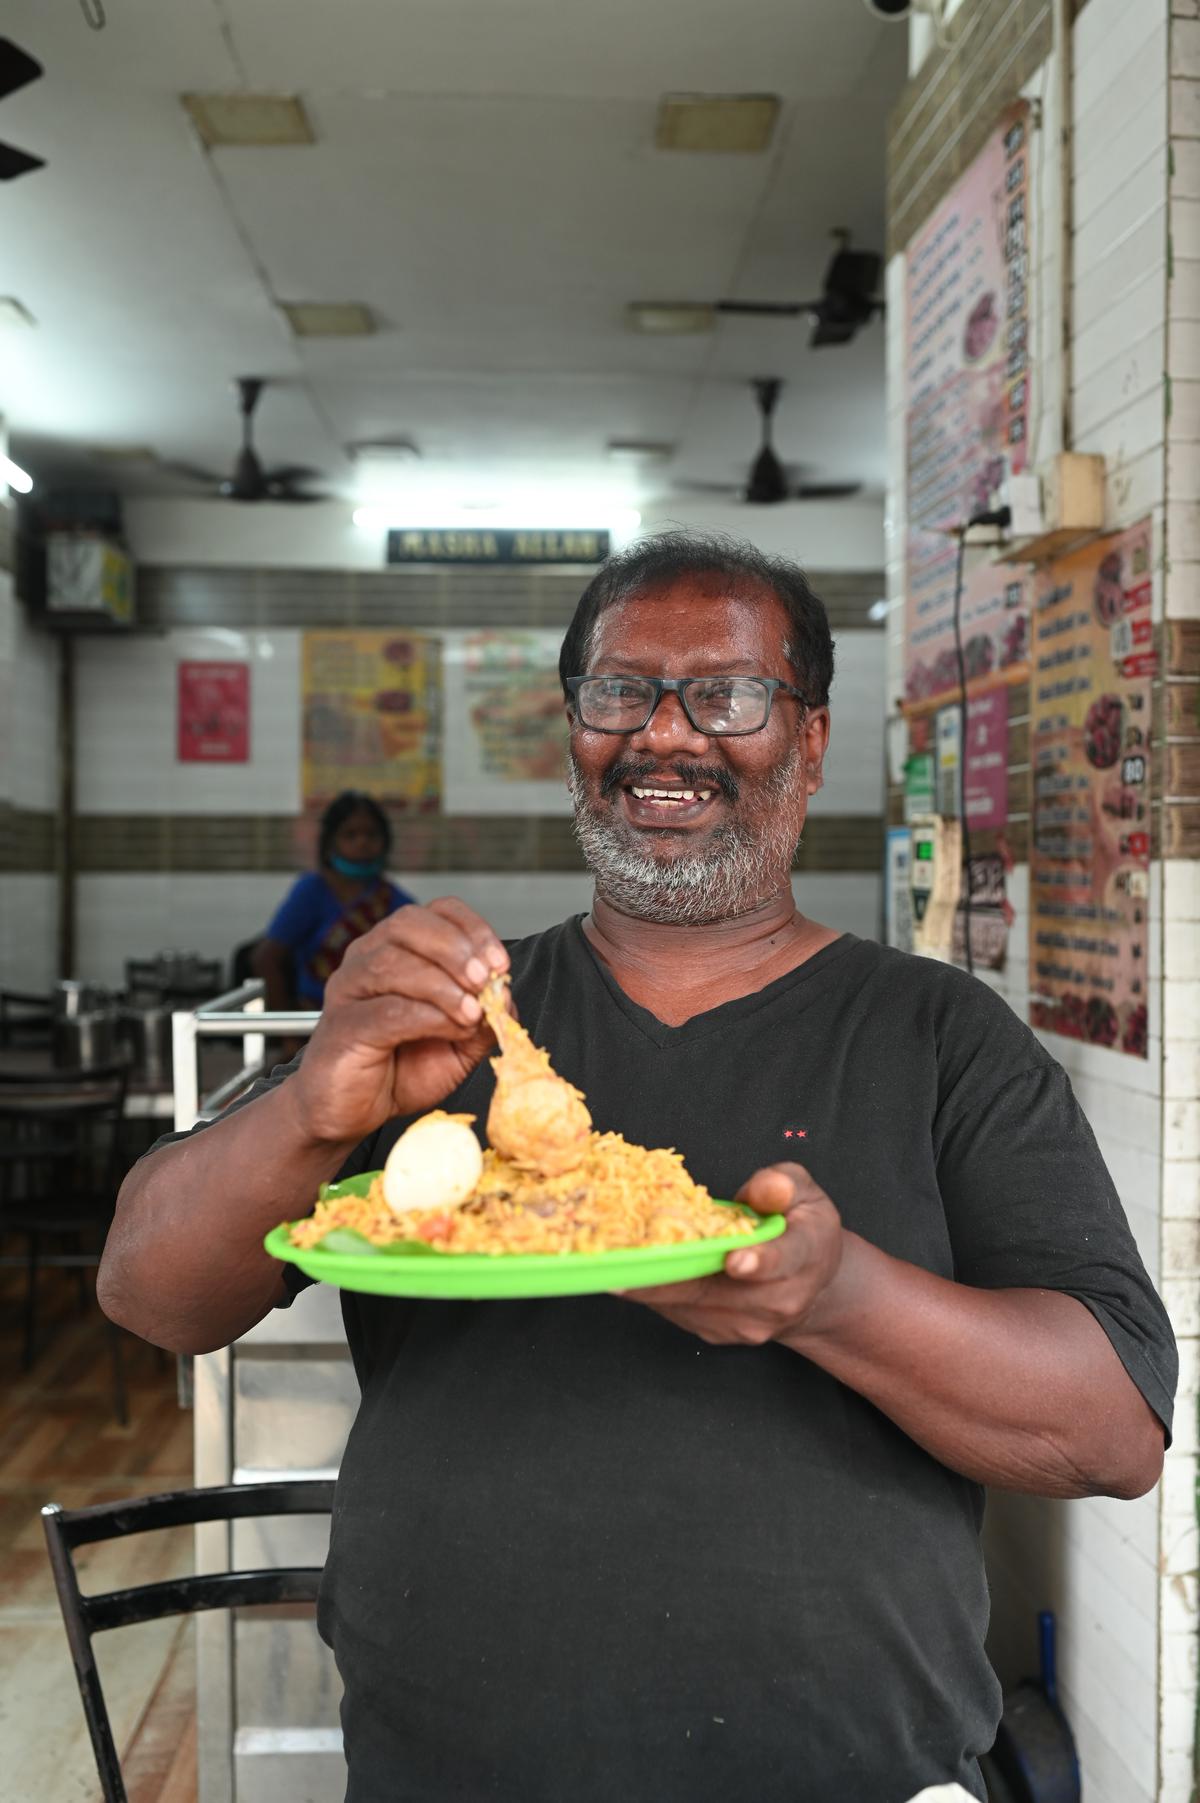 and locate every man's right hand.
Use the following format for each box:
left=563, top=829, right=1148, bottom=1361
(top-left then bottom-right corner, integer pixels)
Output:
left=286, top=897, right=510, bottom=1147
